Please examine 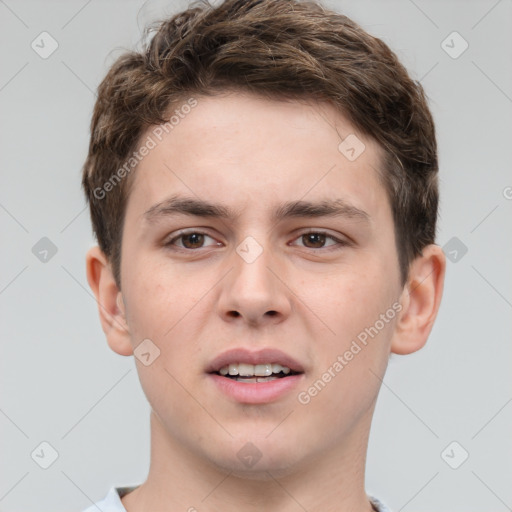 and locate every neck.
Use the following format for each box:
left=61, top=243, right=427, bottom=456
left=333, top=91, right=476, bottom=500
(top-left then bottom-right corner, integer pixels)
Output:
left=122, top=406, right=377, bottom=512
